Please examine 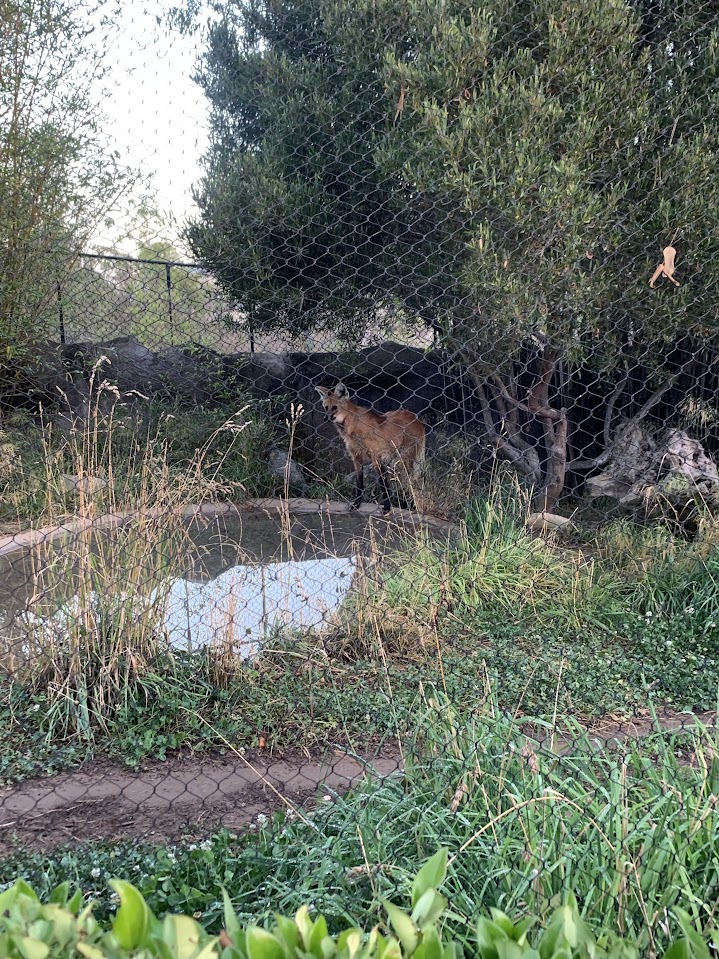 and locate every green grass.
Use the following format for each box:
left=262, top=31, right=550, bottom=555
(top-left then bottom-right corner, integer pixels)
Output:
left=2, top=493, right=719, bottom=783
left=3, top=699, right=718, bottom=957
left=2, top=608, right=716, bottom=788
left=2, top=466, right=719, bottom=789
left=2, top=457, right=719, bottom=957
